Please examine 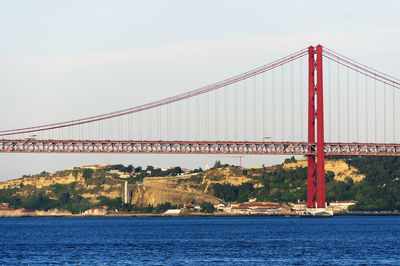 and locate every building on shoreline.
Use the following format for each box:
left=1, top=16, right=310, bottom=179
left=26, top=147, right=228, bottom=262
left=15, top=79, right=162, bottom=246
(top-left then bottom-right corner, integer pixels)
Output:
left=219, top=202, right=284, bottom=215
left=0, top=205, right=72, bottom=217
left=83, top=206, right=108, bottom=216
left=164, top=209, right=182, bottom=215
left=329, top=201, right=356, bottom=212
